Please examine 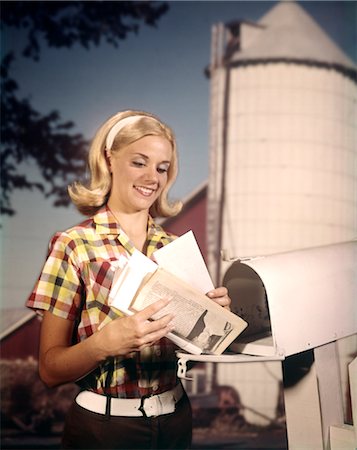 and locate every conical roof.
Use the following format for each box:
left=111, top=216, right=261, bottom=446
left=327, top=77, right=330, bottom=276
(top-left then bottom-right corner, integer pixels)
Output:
left=232, top=1, right=356, bottom=71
